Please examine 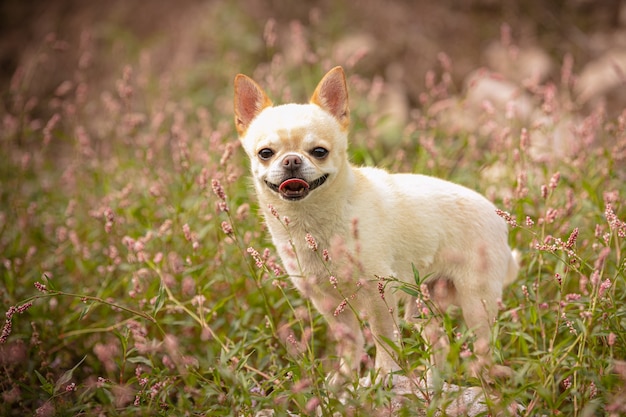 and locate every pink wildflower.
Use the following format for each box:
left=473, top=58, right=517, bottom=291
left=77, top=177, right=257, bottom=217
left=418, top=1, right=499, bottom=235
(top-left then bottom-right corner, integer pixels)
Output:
left=221, top=221, right=233, bottom=235
left=565, top=228, right=579, bottom=249
left=182, top=224, right=192, bottom=241
left=377, top=281, right=385, bottom=300
left=599, top=278, right=612, bottom=297
left=555, top=273, right=562, bottom=286
left=0, top=320, right=11, bottom=344
left=247, top=247, right=264, bottom=268
left=549, top=172, right=560, bottom=190
left=305, top=233, right=318, bottom=251
left=495, top=209, right=518, bottom=227
left=565, top=293, right=581, bottom=302
left=608, top=332, right=617, bottom=346
left=420, top=283, right=430, bottom=301
left=211, top=178, right=227, bottom=201
left=268, top=204, right=279, bottom=219
left=329, top=276, right=338, bottom=289
left=563, top=376, right=572, bottom=389
left=333, top=299, right=347, bottom=316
